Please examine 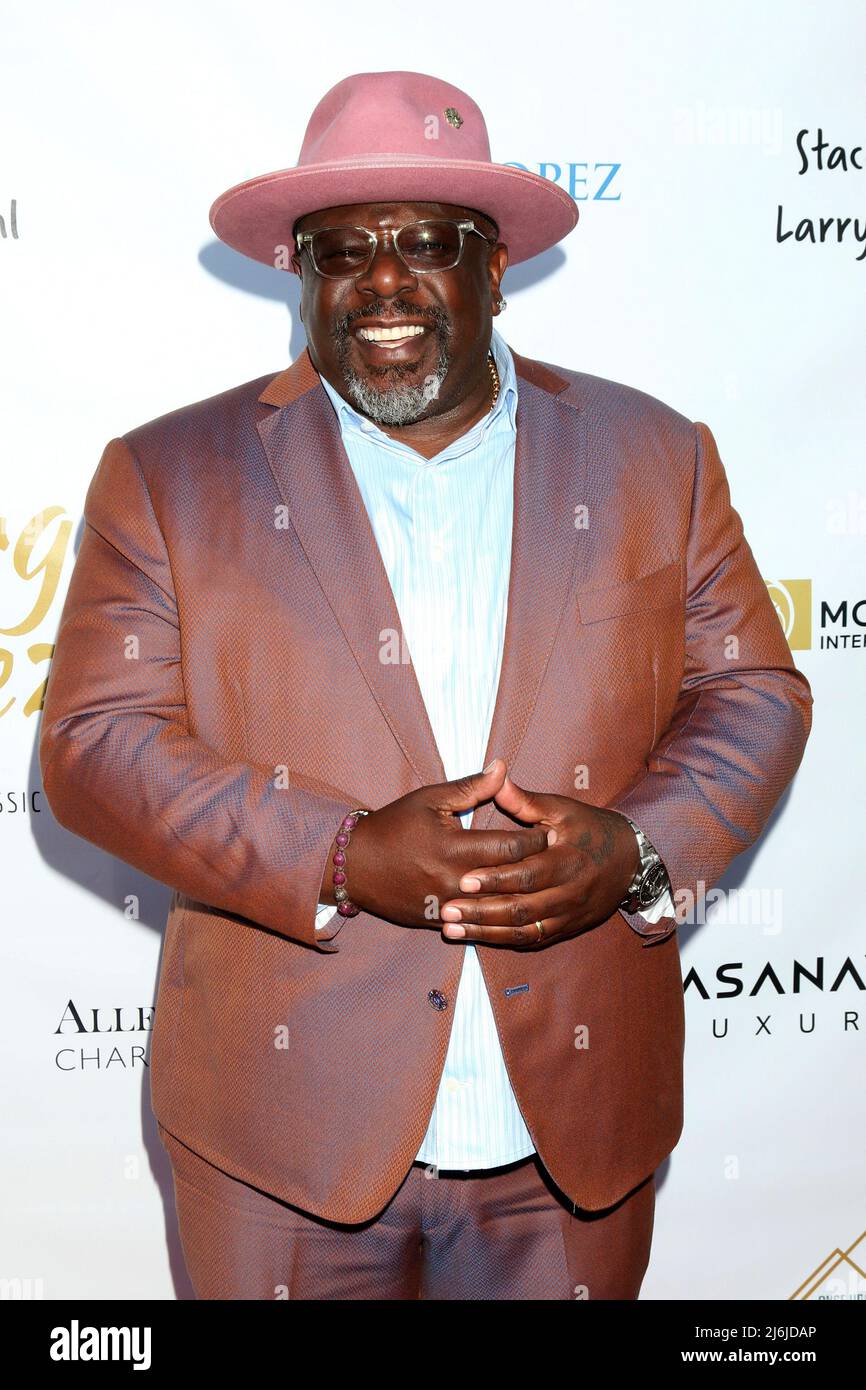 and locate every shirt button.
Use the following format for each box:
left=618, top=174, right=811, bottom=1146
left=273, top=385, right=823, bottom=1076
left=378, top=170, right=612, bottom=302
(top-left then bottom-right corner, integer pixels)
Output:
left=428, top=989, right=448, bottom=1010
left=445, top=1078, right=460, bottom=1093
